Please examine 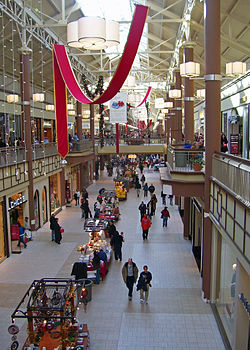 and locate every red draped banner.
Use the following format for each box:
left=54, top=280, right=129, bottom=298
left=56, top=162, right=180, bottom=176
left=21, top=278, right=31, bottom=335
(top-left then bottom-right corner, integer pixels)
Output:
left=53, top=5, right=148, bottom=157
